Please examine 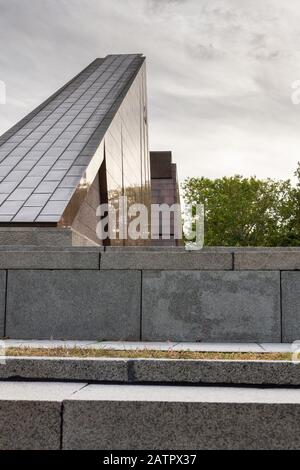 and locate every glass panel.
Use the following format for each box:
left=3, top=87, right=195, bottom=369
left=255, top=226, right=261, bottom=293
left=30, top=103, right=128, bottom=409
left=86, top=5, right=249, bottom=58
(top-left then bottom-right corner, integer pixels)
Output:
left=104, top=63, right=151, bottom=245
